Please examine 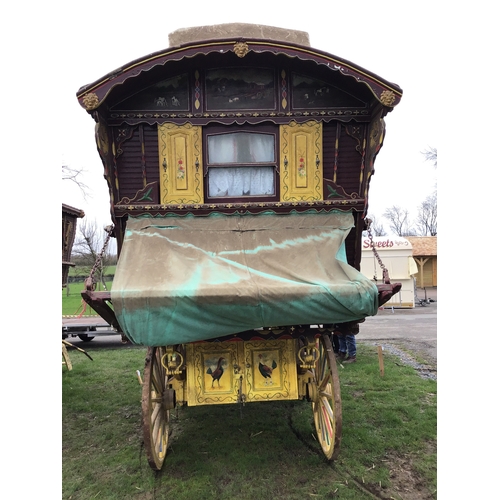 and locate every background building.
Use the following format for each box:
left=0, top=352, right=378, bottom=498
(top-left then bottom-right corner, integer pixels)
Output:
left=406, top=236, right=437, bottom=288
left=62, top=203, right=85, bottom=288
